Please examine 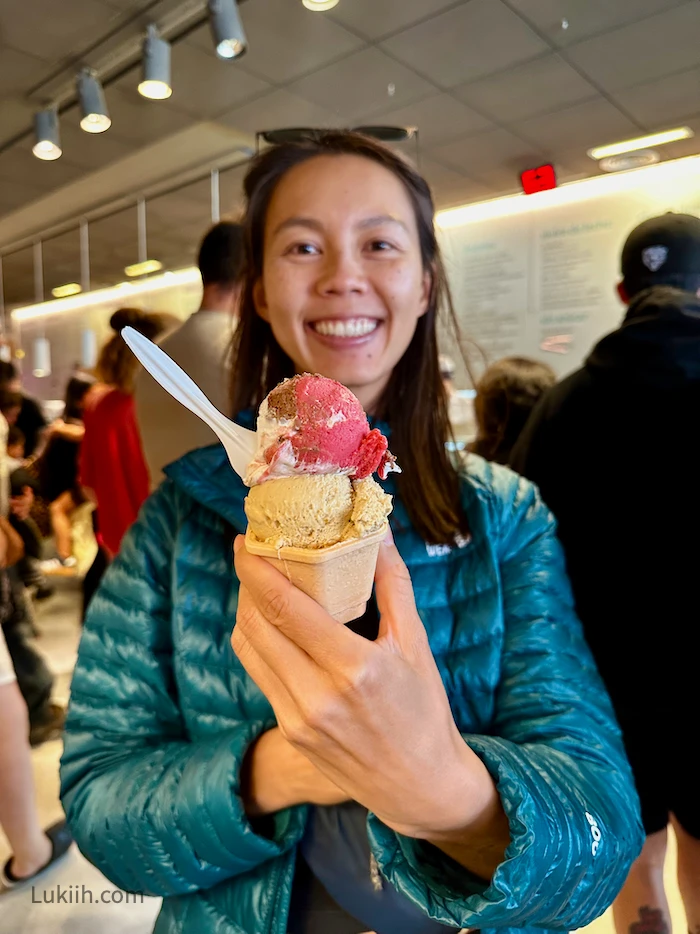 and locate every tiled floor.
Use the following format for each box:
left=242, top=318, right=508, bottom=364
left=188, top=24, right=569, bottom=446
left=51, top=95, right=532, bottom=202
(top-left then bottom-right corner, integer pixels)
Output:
left=0, top=580, right=689, bottom=933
